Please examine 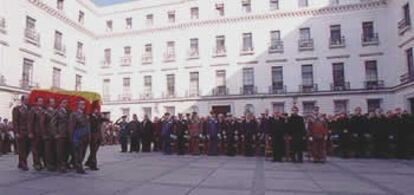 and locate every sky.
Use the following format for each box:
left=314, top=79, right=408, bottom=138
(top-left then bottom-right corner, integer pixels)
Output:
left=92, top=0, right=134, bottom=6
